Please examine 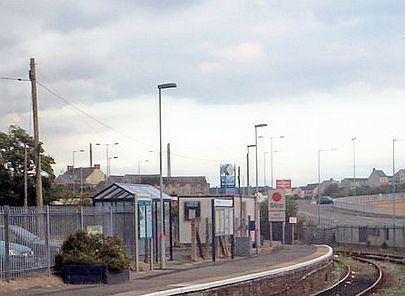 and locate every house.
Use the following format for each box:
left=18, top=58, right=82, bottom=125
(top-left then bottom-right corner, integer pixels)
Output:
left=393, top=169, right=405, bottom=185
left=367, top=168, right=390, bottom=188
left=341, top=177, right=368, bottom=191
left=304, top=183, right=319, bottom=198
left=106, top=174, right=210, bottom=196
left=56, top=164, right=106, bottom=190
left=292, top=186, right=305, bottom=198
